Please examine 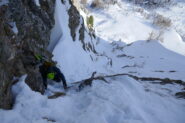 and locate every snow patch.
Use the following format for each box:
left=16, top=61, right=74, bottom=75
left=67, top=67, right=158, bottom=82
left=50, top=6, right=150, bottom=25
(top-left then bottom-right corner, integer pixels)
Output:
left=34, top=0, right=40, bottom=7
left=11, top=22, right=18, bottom=35
left=160, top=29, right=185, bottom=56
